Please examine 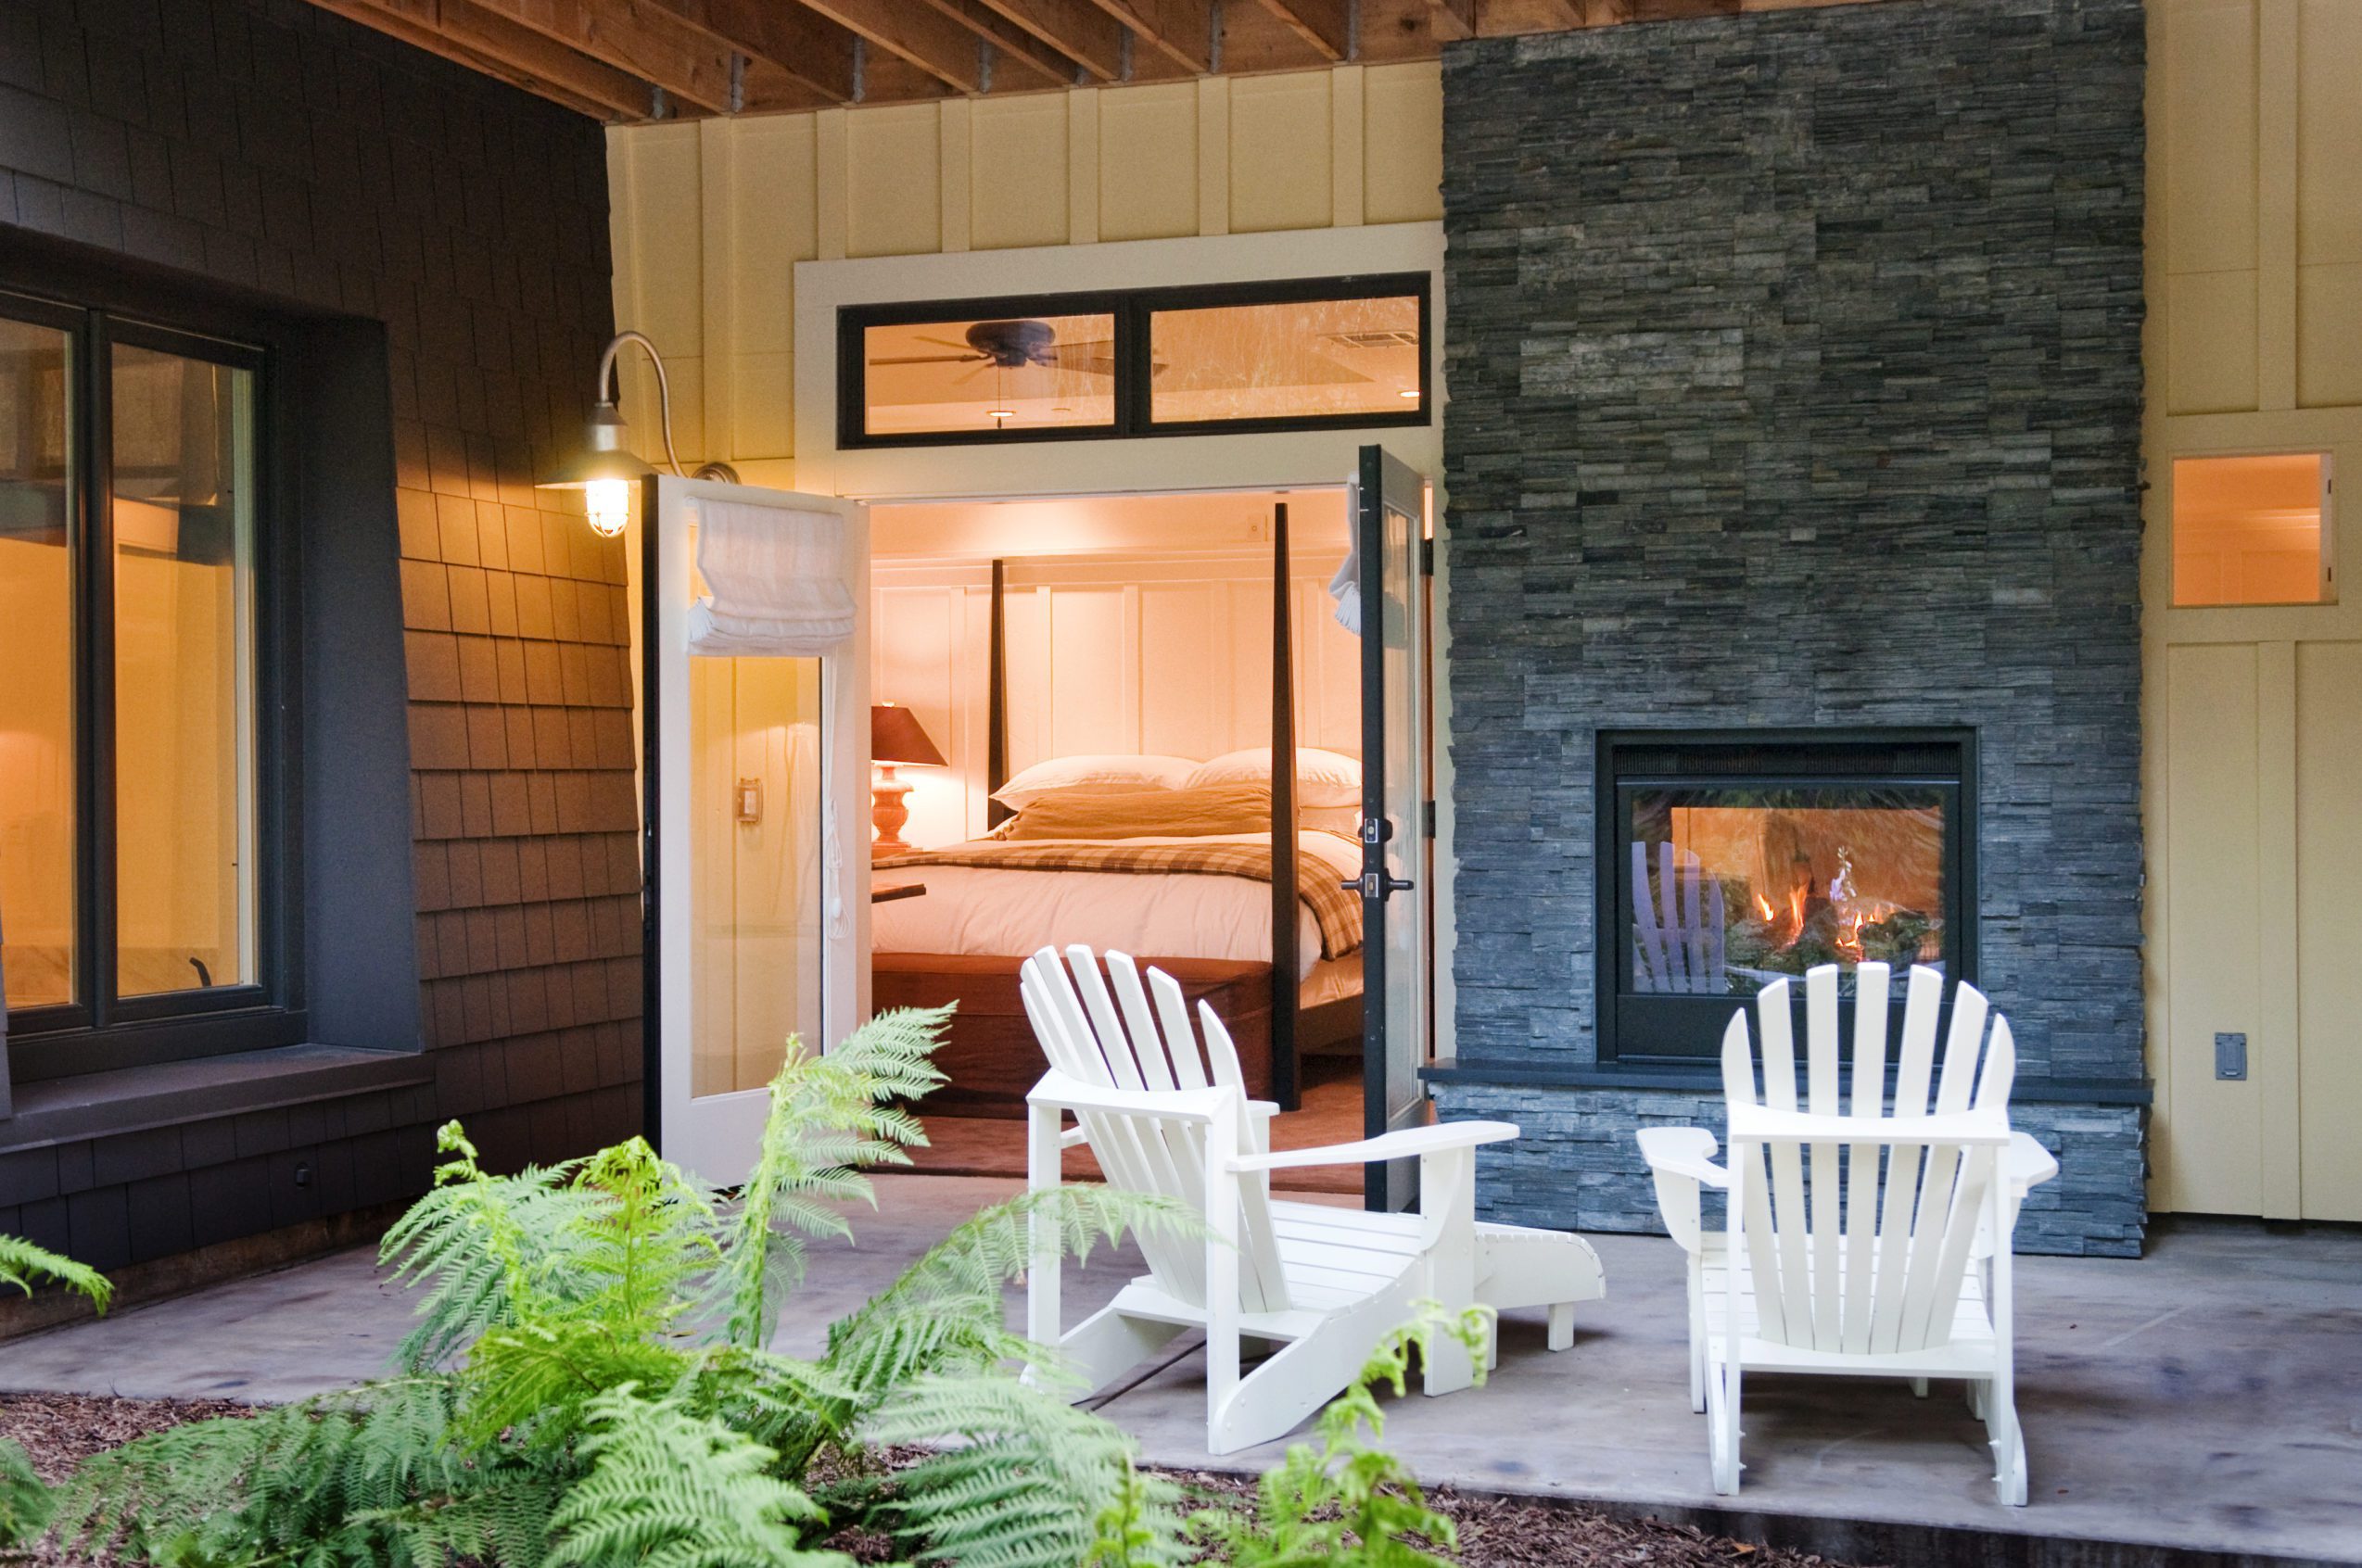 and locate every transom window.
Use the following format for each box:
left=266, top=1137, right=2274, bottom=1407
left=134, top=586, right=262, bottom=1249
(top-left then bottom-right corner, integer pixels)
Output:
left=840, top=274, right=1430, bottom=448
left=2170, top=451, right=2335, bottom=607
left=1, top=290, right=285, bottom=1069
